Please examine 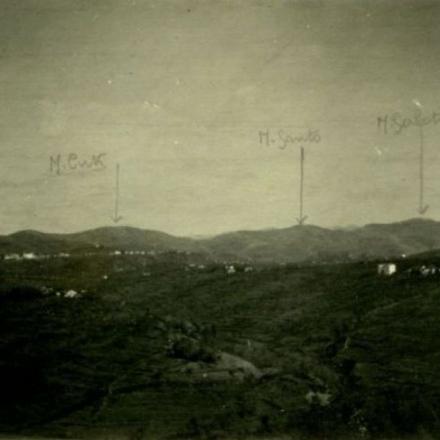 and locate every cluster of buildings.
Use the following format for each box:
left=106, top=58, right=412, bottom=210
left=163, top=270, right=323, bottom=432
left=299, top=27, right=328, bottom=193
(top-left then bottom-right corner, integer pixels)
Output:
left=40, top=286, right=86, bottom=299
left=225, top=264, right=254, bottom=275
left=3, top=252, right=71, bottom=261
left=2, top=249, right=161, bottom=262
left=109, top=250, right=153, bottom=256
left=377, top=262, right=440, bottom=277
